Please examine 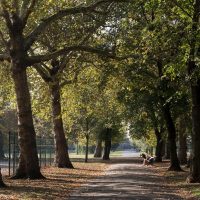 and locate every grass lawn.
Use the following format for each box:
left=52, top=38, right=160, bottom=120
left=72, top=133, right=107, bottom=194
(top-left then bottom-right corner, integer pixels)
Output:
left=0, top=162, right=107, bottom=200
left=69, top=150, right=123, bottom=159
left=69, top=153, right=94, bottom=159
left=110, top=151, right=123, bottom=157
